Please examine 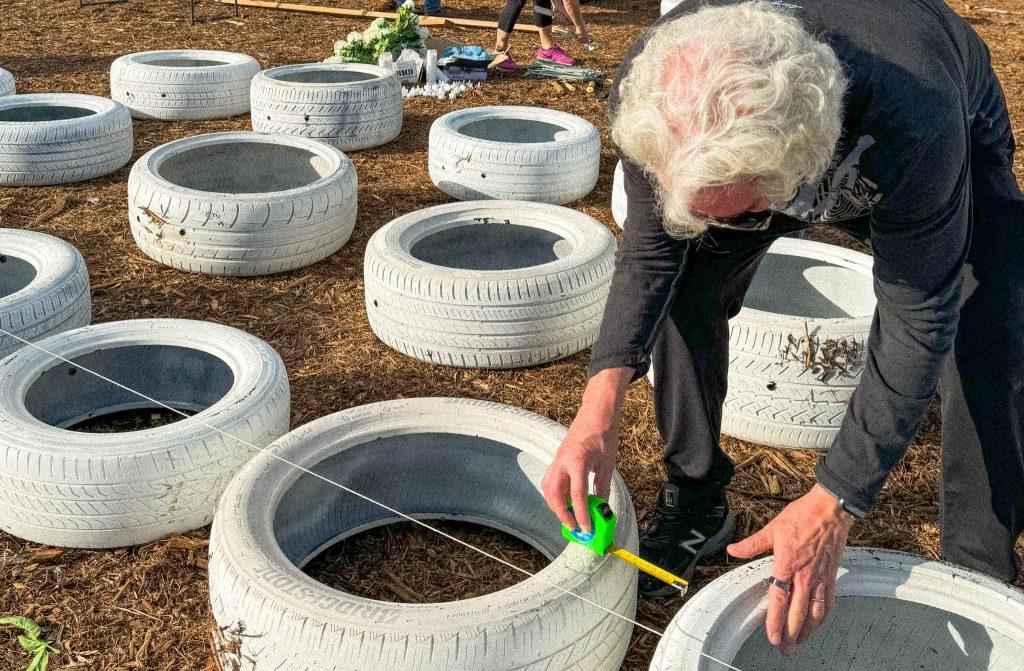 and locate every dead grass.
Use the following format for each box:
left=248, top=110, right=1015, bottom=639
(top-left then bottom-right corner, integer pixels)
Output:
left=0, top=0, right=1023, bottom=669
